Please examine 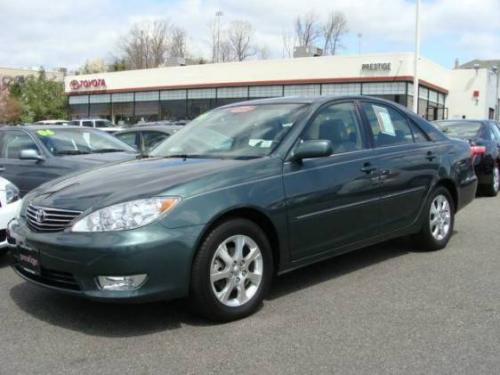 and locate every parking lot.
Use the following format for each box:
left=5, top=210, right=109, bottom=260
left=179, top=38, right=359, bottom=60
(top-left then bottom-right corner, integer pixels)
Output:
left=0, top=195, right=498, bottom=375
